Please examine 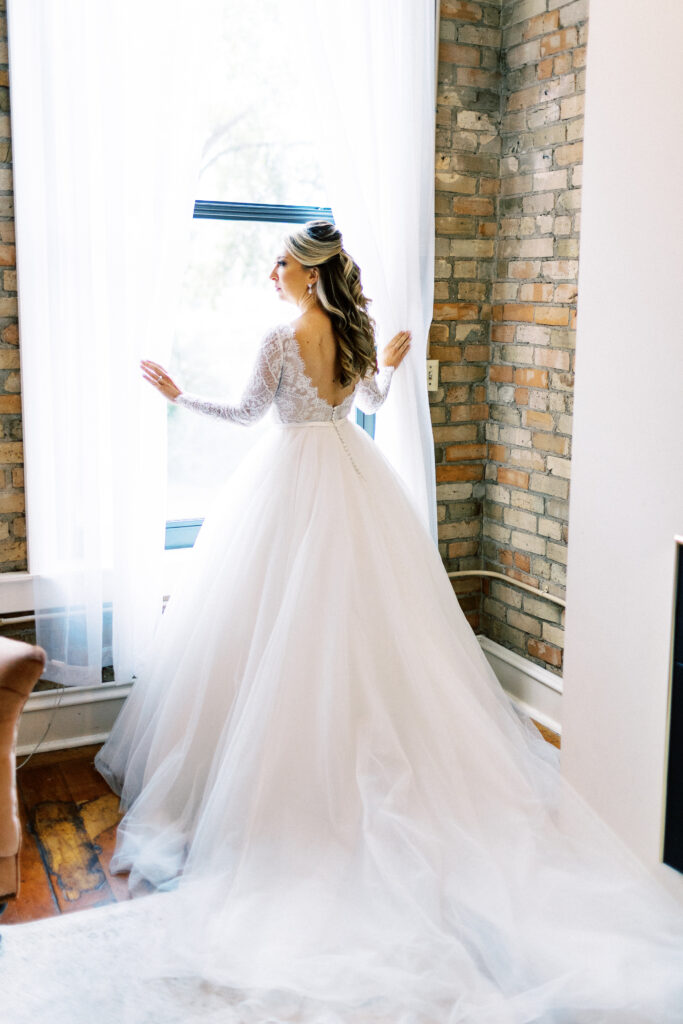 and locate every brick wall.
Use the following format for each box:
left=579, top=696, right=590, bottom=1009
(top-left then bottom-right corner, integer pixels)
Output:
left=0, top=0, right=586, bottom=676
left=434, top=0, right=503, bottom=631
left=0, top=0, right=25, bottom=573
left=484, top=0, right=586, bottom=672
left=435, top=0, right=587, bottom=674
